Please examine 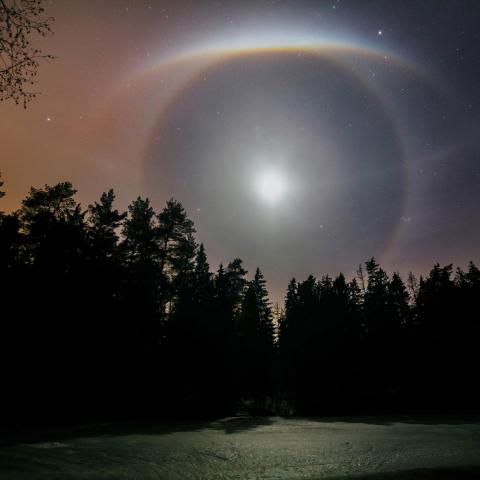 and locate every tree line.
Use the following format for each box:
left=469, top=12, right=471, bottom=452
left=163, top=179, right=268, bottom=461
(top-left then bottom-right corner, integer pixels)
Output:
left=0, top=179, right=479, bottom=423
